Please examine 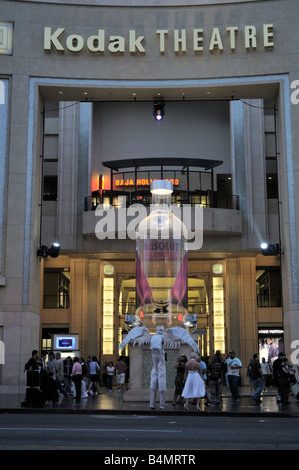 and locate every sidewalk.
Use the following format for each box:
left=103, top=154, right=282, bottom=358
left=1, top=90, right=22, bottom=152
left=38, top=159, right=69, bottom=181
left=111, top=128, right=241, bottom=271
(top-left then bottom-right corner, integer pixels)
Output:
left=1, top=385, right=299, bottom=417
